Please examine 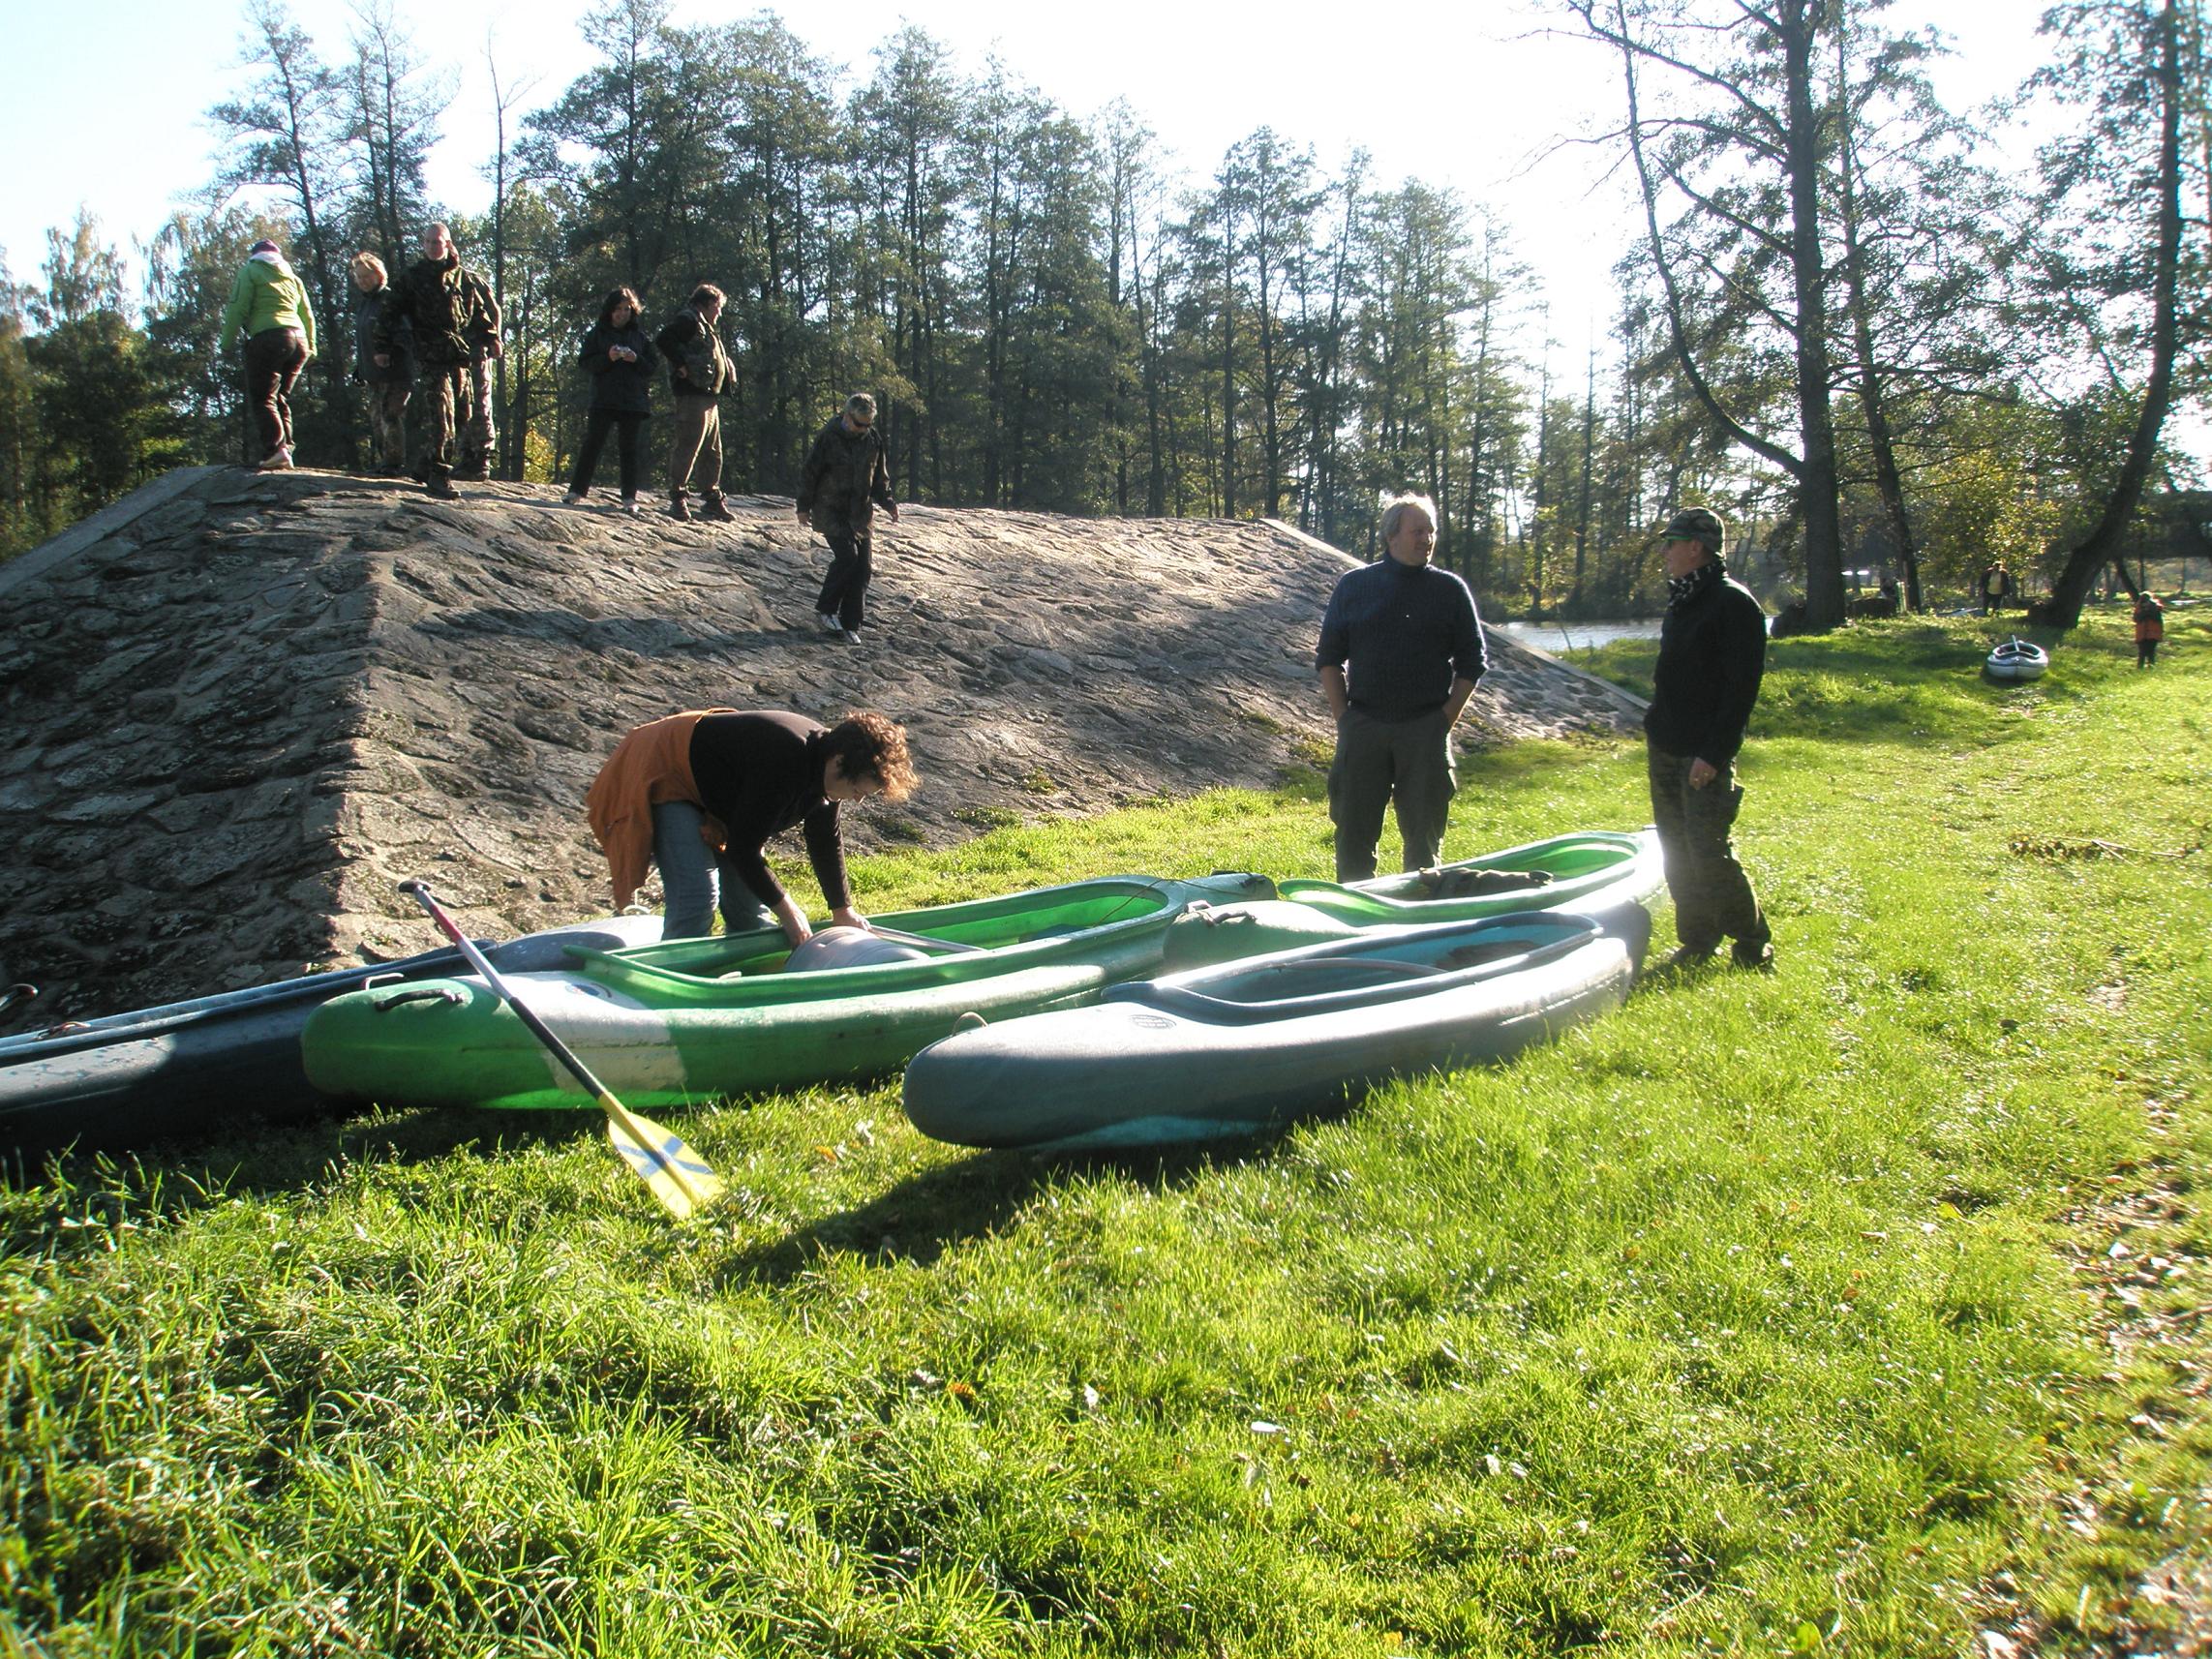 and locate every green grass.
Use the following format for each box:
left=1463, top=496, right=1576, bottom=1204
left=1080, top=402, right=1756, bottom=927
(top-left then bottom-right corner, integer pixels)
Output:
left=6, top=607, right=2210, bottom=1655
